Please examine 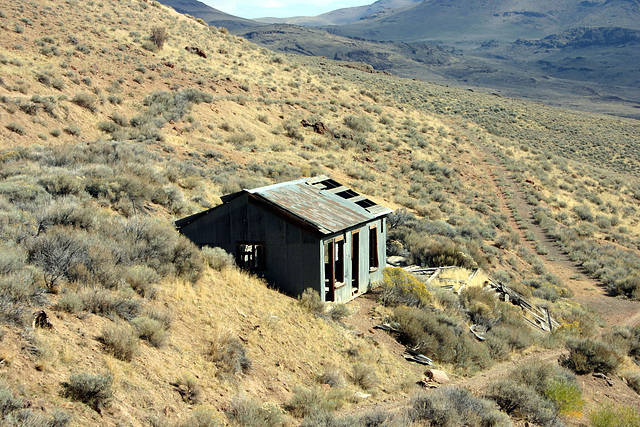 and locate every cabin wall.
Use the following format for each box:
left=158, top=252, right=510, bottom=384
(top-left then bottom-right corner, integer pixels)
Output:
left=179, top=194, right=321, bottom=297
left=320, top=217, right=387, bottom=303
